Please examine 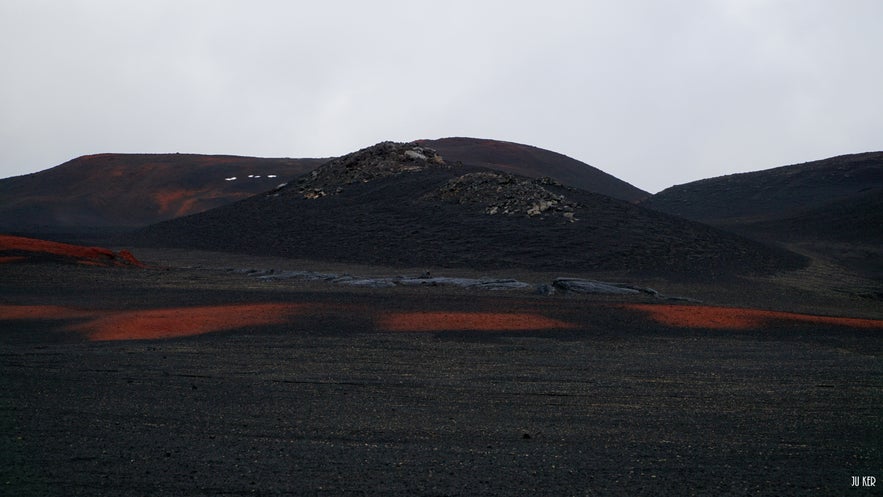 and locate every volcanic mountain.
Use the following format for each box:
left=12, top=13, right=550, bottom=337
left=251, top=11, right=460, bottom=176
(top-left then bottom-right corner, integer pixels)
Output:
left=641, top=152, right=882, bottom=280
left=126, top=141, right=804, bottom=277
left=419, top=137, right=649, bottom=202
left=0, top=138, right=647, bottom=235
left=641, top=152, right=883, bottom=242
left=0, top=153, right=325, bottom=232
